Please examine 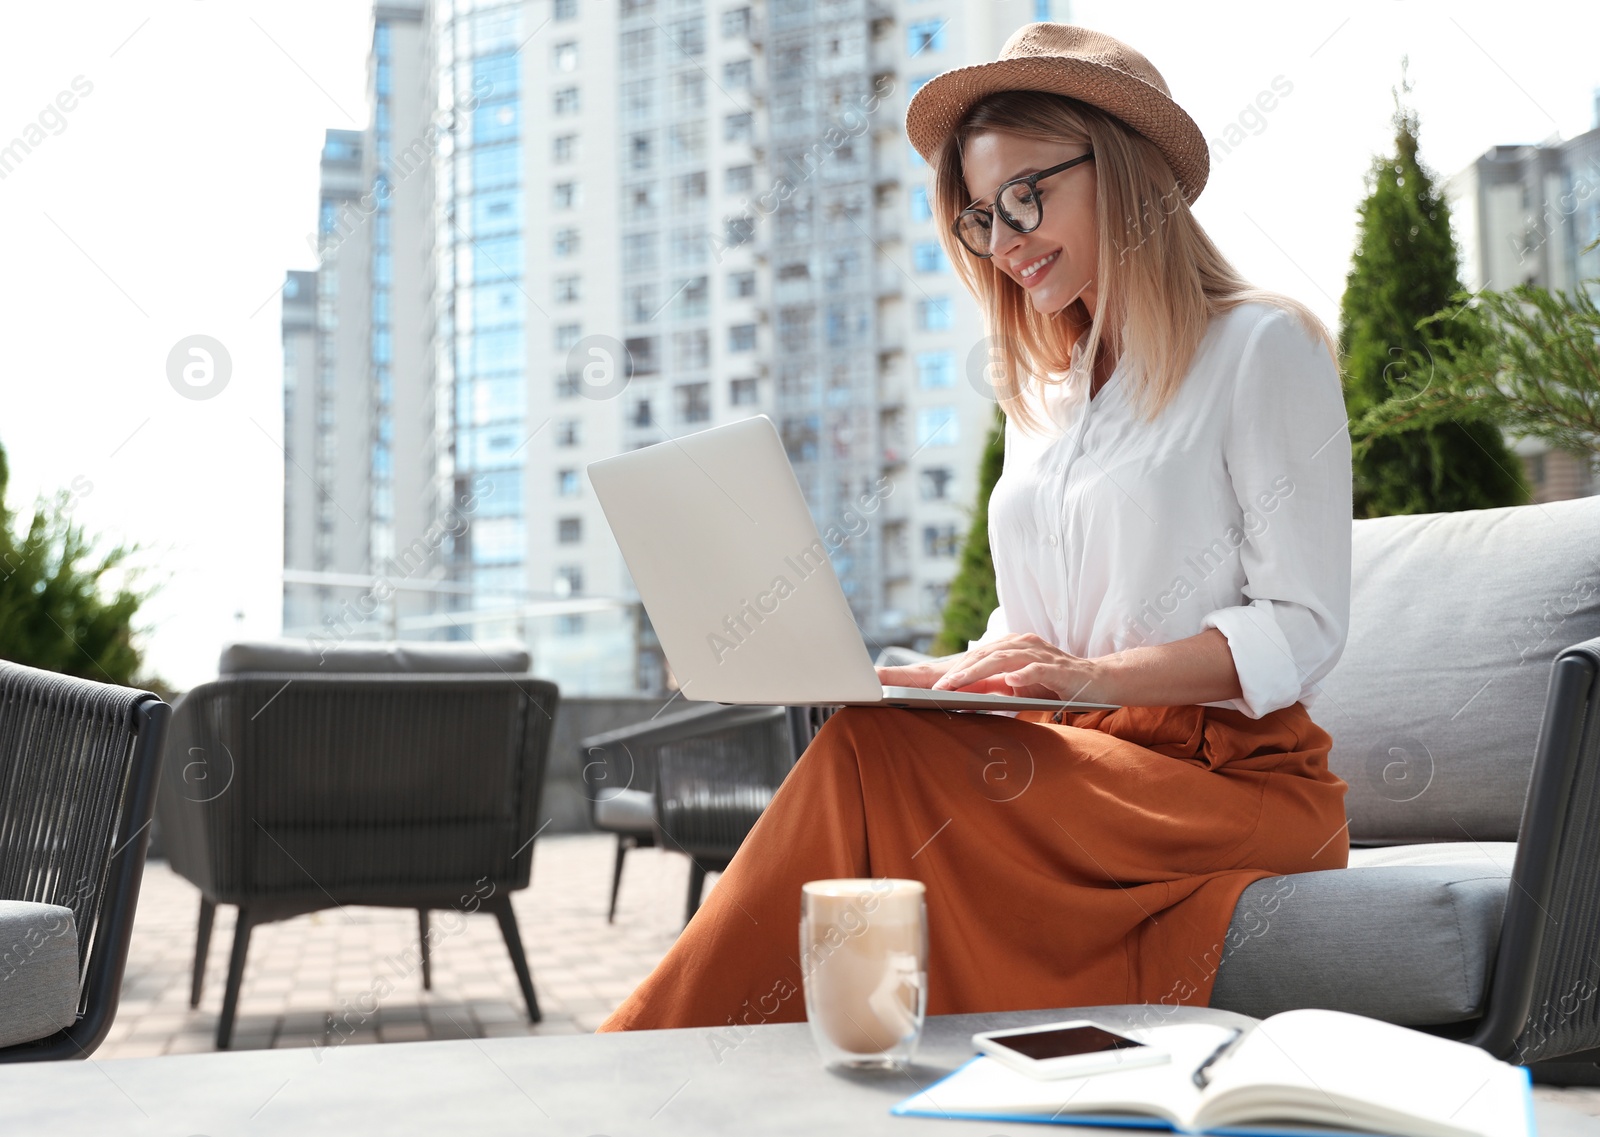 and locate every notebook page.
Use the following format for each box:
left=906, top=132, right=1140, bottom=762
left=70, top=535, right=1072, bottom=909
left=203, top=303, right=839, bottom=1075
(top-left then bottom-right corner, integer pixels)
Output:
left=891, top=1022, right=1238, bottom=1125
left=1195, top=1009, right=1529, bottom=1137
